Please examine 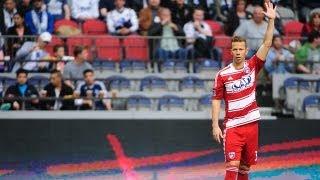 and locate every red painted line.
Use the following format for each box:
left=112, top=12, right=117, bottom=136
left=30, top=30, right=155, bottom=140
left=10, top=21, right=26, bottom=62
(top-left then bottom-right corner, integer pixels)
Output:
left=46, top=149, right=217, bottom=176
left=46, top=136, right=320, bottom=176
left=161, top=150, right=320, bottom=179
left=0, top=169, right=14, bottom=176
left=260, top=137, right=320, bottom=153
left=106, top=134, right=139, bottom=180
